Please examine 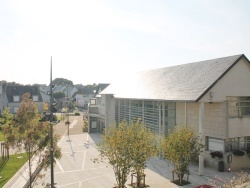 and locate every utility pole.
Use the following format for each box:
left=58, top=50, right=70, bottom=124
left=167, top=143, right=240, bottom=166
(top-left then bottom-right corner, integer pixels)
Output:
left=50, top=56, right=55, bottom=187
